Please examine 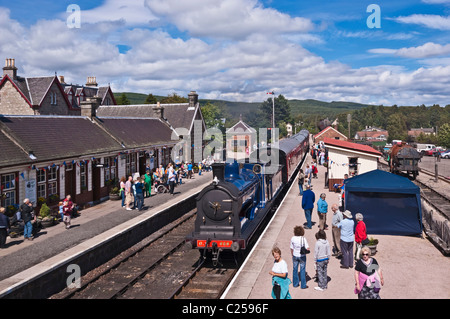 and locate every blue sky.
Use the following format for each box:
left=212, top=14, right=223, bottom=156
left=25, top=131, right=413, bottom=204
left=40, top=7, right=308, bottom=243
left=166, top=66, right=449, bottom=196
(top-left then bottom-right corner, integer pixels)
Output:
left=1, top=0, right=450, bottom=106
